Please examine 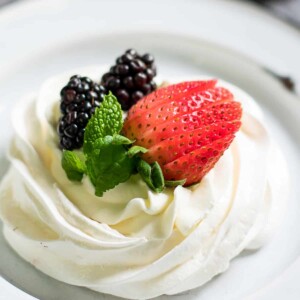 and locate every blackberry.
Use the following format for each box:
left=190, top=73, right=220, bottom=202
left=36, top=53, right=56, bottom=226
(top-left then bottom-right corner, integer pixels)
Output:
left=101, top=49, right=157, bottom=110
left=58, top=75, right=106, bottom=150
